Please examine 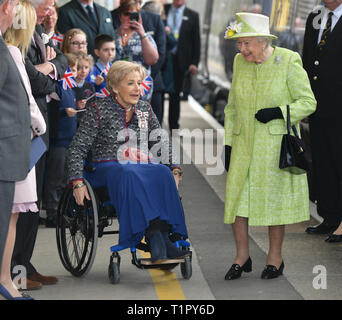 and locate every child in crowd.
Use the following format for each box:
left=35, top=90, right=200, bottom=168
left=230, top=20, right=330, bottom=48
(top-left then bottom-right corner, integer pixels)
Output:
left=61, top=29, right=93, bottom=84
left=44, top=53, right=78, bottom=227
left=73, top=52, right=96, bottom=112
left=90, top=34, right=116, bottom=98
left=60, top=28, right=87, bottom=55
